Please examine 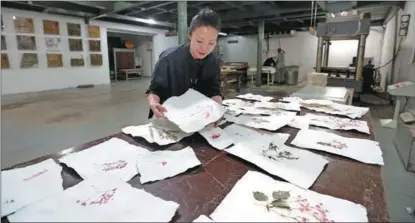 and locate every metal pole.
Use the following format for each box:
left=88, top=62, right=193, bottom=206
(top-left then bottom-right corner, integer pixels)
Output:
left=356, top=34, right=367, bottom=80
left=177, top=1, right=187, bottom=45
left=323, top=41, right=330, bottom=67
left=256, top=21, right=264, bottom=87
left=315, top=37, right=324, bottom=72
